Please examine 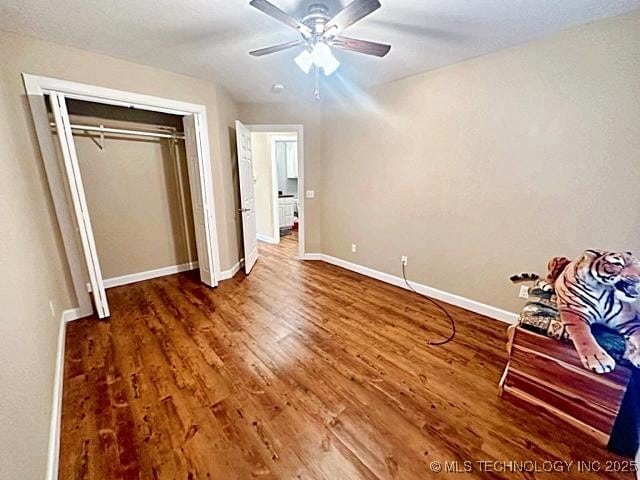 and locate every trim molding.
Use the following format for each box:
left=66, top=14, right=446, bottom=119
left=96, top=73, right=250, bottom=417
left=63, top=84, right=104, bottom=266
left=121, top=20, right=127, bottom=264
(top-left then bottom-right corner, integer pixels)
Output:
left=102, top=262, right=198, bottom=289
left=45, top=309, right=74, bottom=480
left=315, top=254, right=518, bottom=324
left=62, top=307, right=90, bottom=322
left=219, top=259, right=245, bottom=280
left=23, top=73, right=206, bottom=115
left=257, top=233, right=278, bottom=244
